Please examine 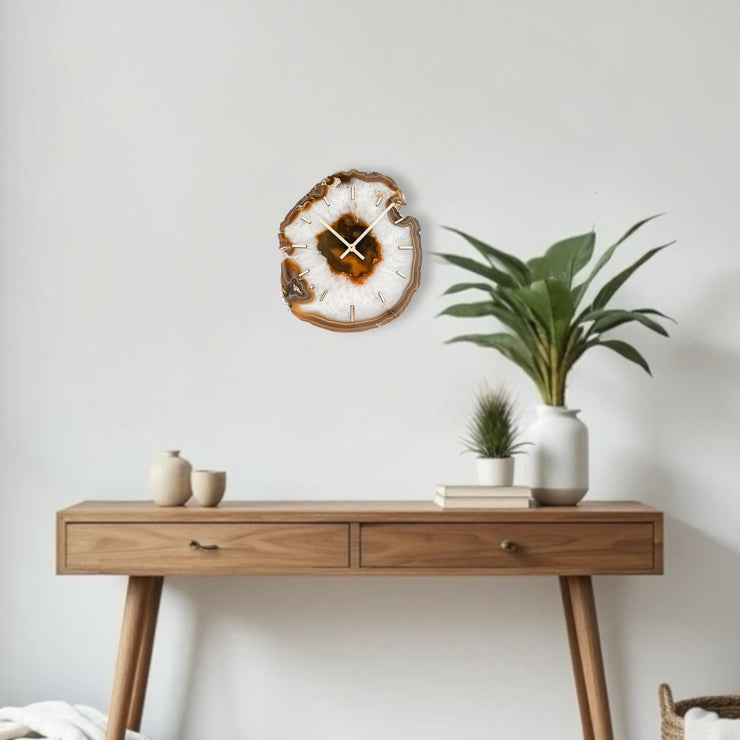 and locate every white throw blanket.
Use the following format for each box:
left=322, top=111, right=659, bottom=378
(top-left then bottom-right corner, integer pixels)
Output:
left=686, top=707, right=740, bottom=740
left=0, top=702, right=150, bottom=740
